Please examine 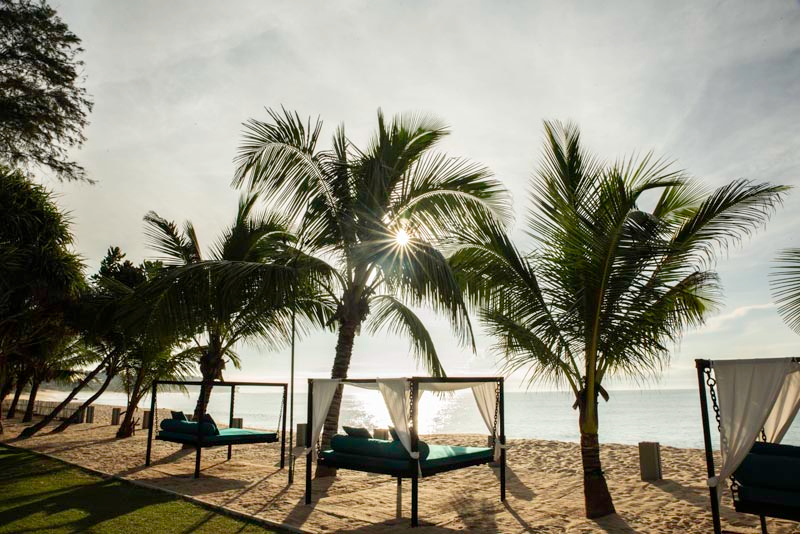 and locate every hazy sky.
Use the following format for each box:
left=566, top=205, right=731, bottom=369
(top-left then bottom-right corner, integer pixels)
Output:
left=46, top=1, right=800, bottom=390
